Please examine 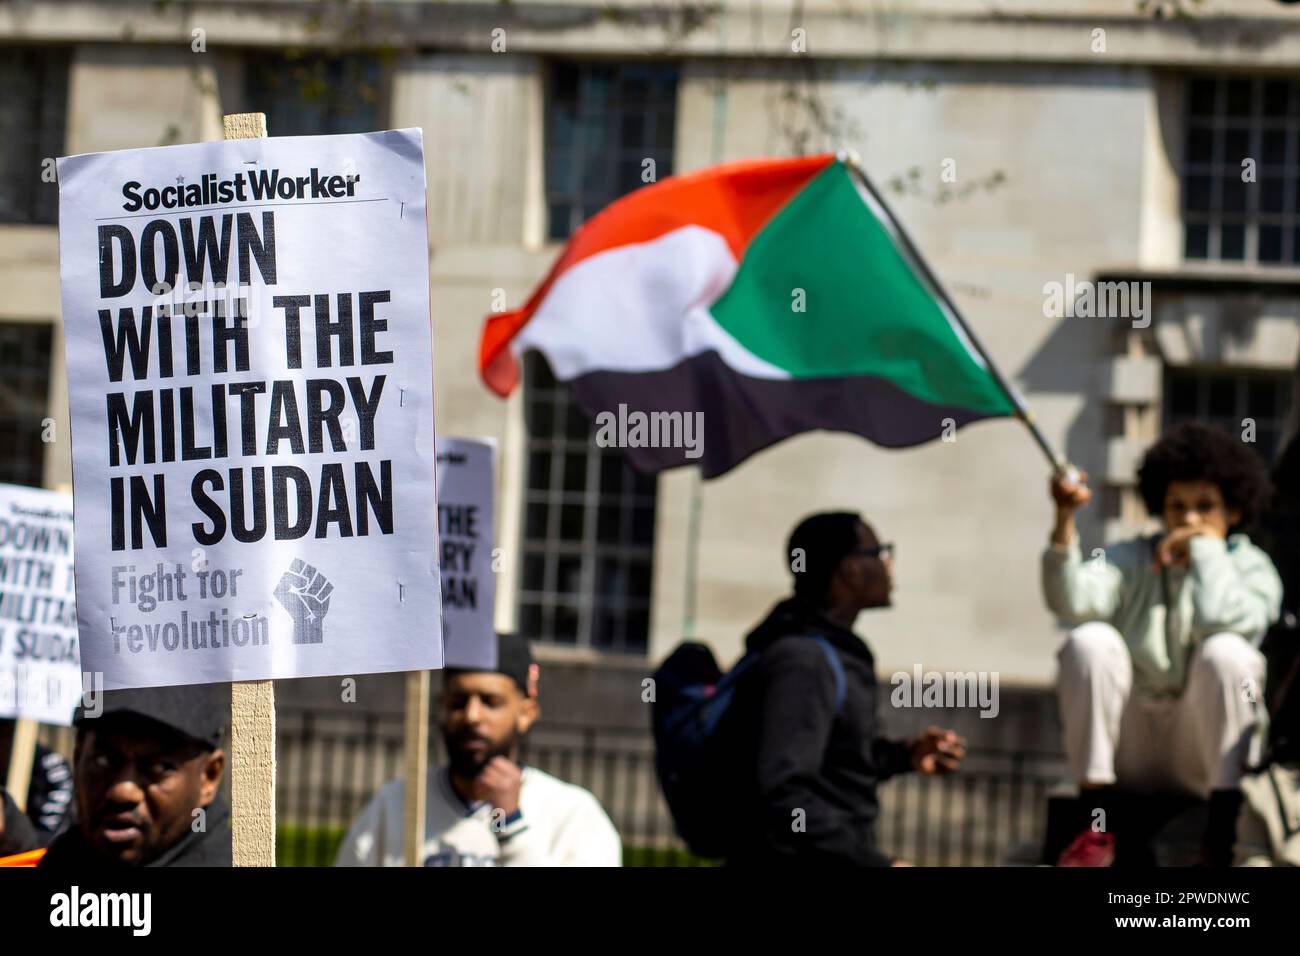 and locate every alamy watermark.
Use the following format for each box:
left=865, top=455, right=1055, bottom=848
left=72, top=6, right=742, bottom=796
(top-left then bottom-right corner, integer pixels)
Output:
left=594, top=404, right=703, bottom=460
left=1042, top=273, right=1151, bottom=329
left=890, top=664, right=1000, bottom=719
left=50, top=886, right=151, bottom=936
